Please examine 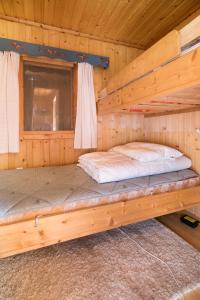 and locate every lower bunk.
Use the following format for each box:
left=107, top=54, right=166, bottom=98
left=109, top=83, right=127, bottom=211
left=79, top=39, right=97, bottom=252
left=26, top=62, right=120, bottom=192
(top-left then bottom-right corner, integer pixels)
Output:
left=0, top=165, right=200, bottom=258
